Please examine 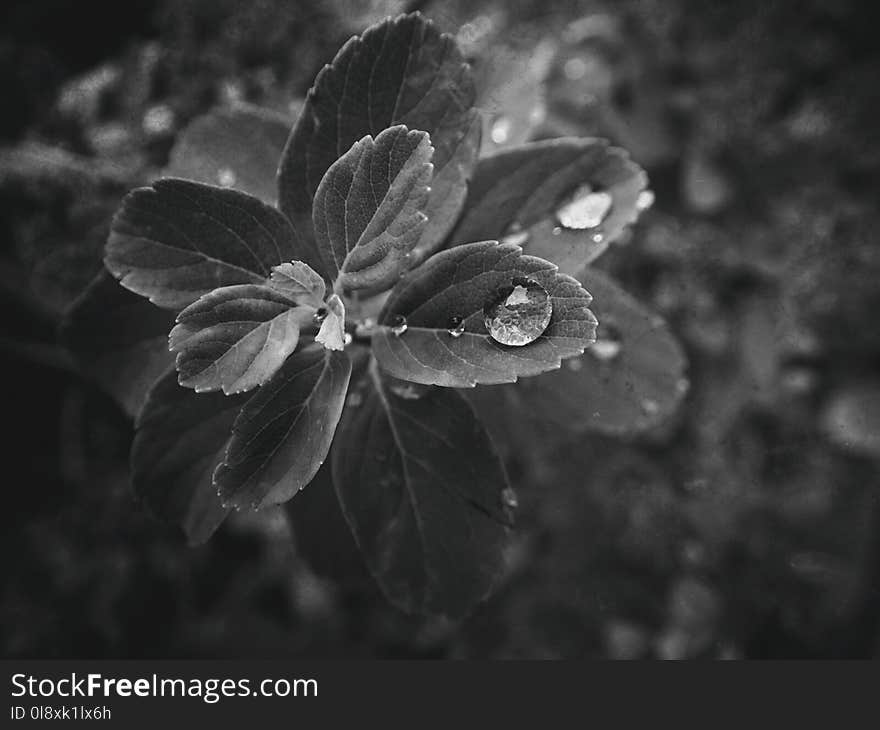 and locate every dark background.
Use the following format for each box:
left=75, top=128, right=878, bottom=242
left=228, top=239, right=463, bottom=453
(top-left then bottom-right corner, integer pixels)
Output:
left=1, top=0, right=879, bottom=658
